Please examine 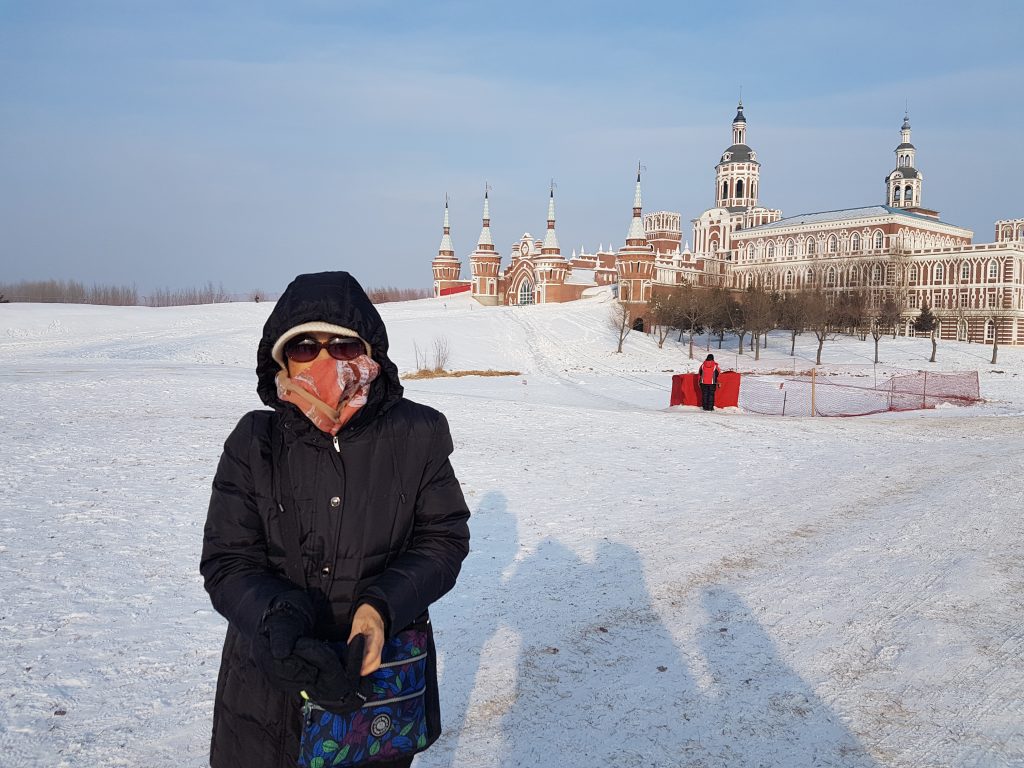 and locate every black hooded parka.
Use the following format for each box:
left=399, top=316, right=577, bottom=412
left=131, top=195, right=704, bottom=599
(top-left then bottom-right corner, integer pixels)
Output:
left=201, top=272, right=470, bottom=768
